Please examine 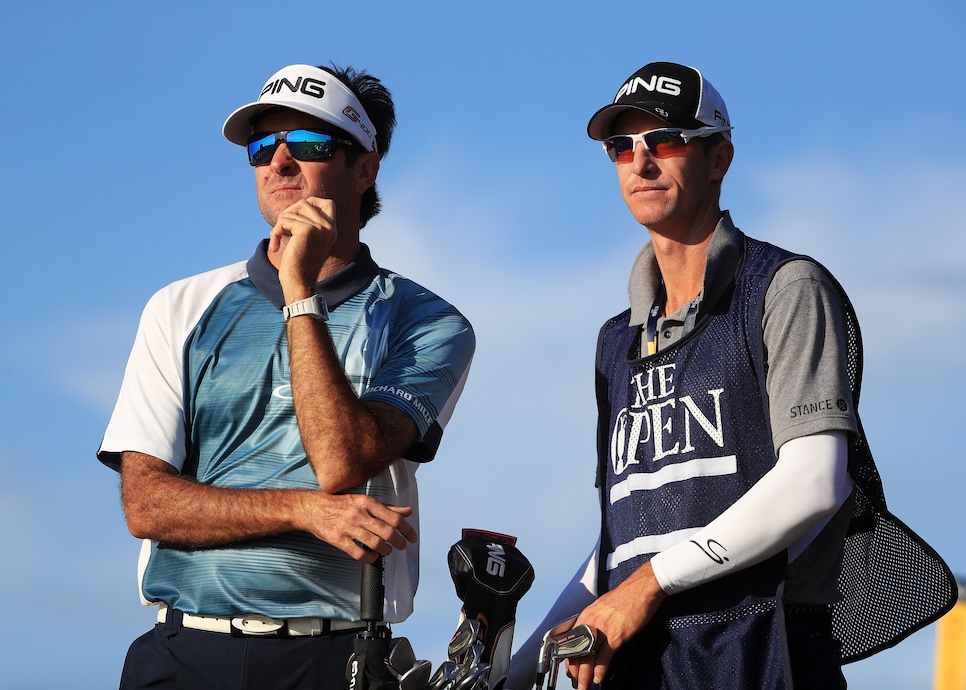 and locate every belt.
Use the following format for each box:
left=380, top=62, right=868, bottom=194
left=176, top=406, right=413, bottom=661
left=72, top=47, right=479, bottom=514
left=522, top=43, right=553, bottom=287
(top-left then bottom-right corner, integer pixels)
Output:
left=157, top=603, right=371, bottom=637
